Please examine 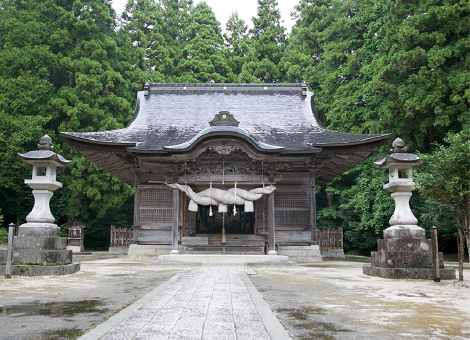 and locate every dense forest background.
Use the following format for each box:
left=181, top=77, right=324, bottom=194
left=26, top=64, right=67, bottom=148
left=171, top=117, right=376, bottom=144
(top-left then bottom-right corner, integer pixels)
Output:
left=0, top=0, right=468, bottom=253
